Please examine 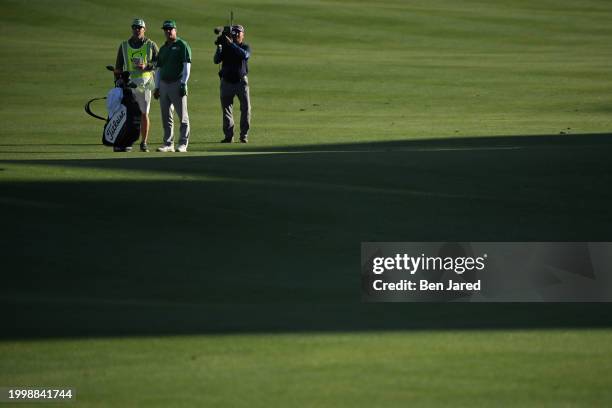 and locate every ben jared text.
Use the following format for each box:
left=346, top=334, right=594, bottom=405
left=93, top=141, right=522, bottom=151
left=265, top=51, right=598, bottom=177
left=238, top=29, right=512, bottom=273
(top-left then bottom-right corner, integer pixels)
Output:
left=372, top=279, right=481, bottom=292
